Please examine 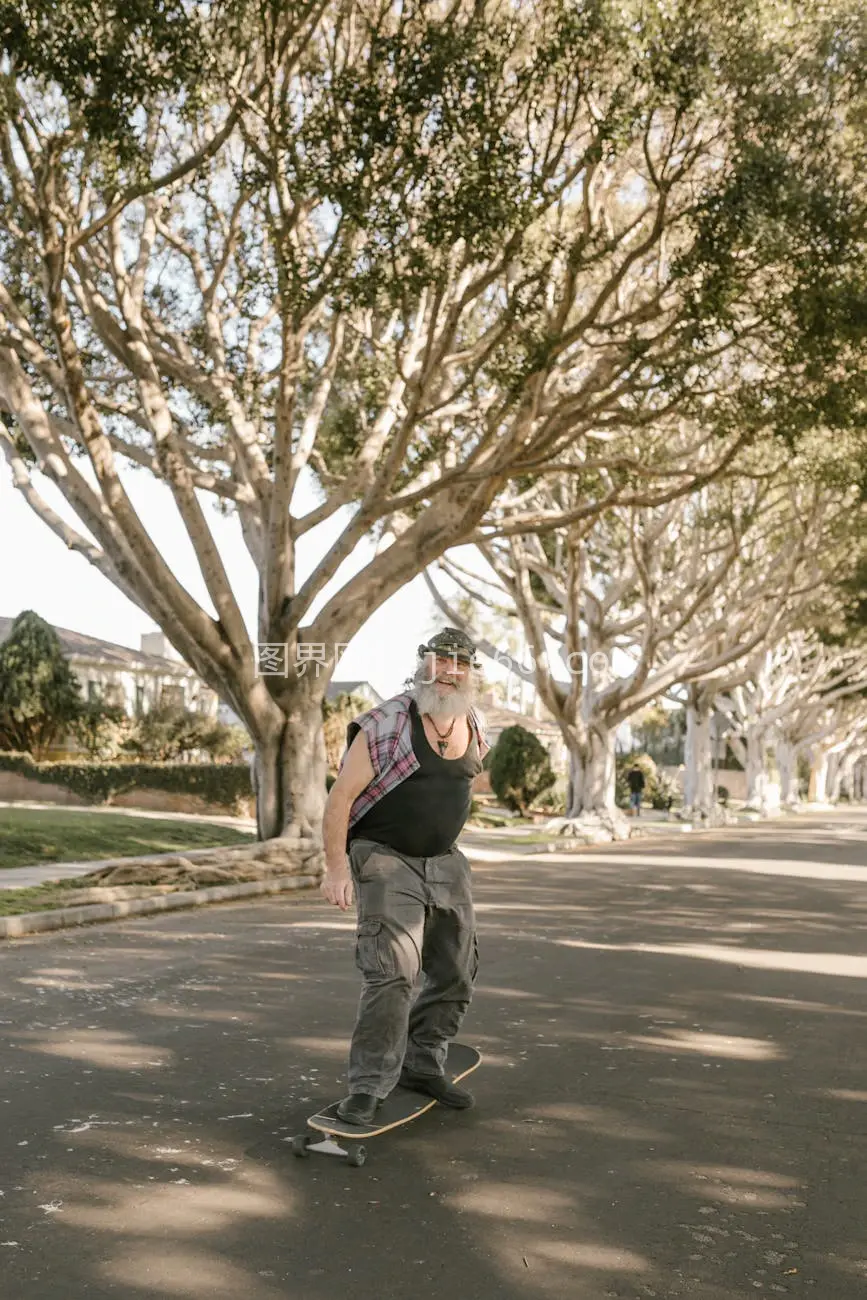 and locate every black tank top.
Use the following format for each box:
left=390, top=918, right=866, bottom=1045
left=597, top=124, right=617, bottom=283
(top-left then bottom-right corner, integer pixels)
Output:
left=349, top=700, right=482, bottom=857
